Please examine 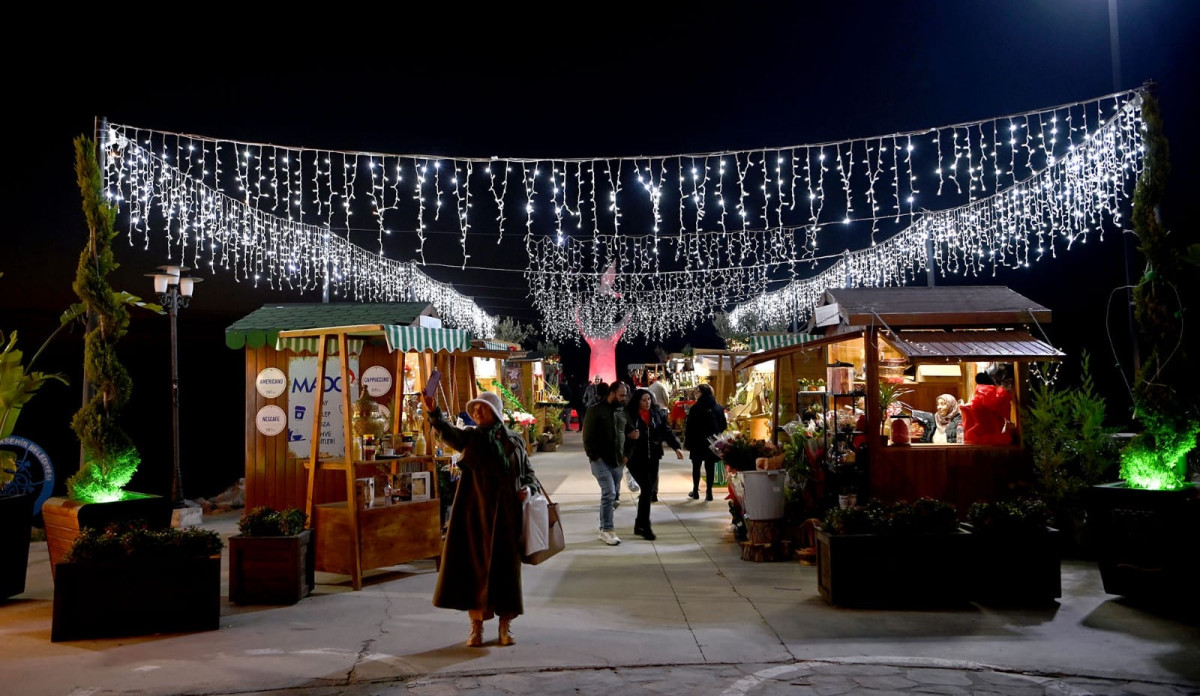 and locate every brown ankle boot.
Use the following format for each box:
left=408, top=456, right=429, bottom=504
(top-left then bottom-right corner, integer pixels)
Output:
left=498, top=616, right=515, bottom=646
left=467, top=619, right=484, bottom=647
